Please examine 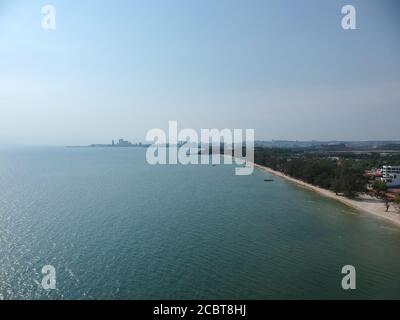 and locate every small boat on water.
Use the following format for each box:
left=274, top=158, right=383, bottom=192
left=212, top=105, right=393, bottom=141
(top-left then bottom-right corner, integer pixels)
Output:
left=264, top=179, right=274, bottom=182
